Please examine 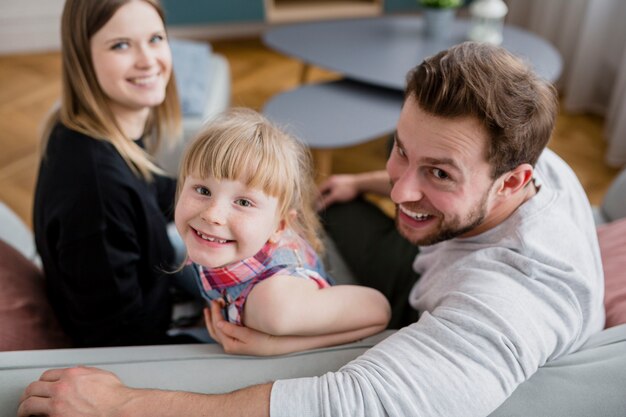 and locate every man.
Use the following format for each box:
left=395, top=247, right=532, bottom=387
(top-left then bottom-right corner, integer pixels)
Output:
left=18, top=42, right=604, bottom=417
